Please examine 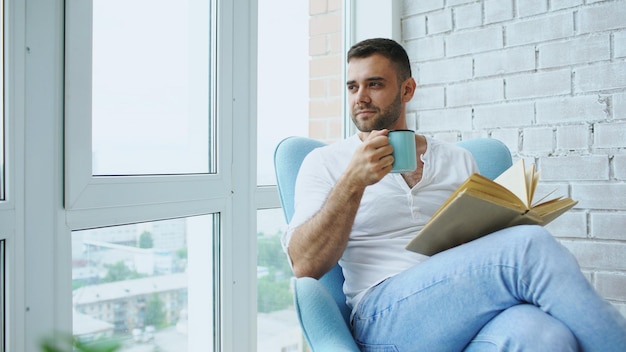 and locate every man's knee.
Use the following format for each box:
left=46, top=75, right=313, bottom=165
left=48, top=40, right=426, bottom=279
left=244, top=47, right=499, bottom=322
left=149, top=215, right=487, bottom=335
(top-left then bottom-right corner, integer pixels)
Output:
left=465, top=304, right=578, bottom=352
left=502, top=225, right=576, bottom=261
